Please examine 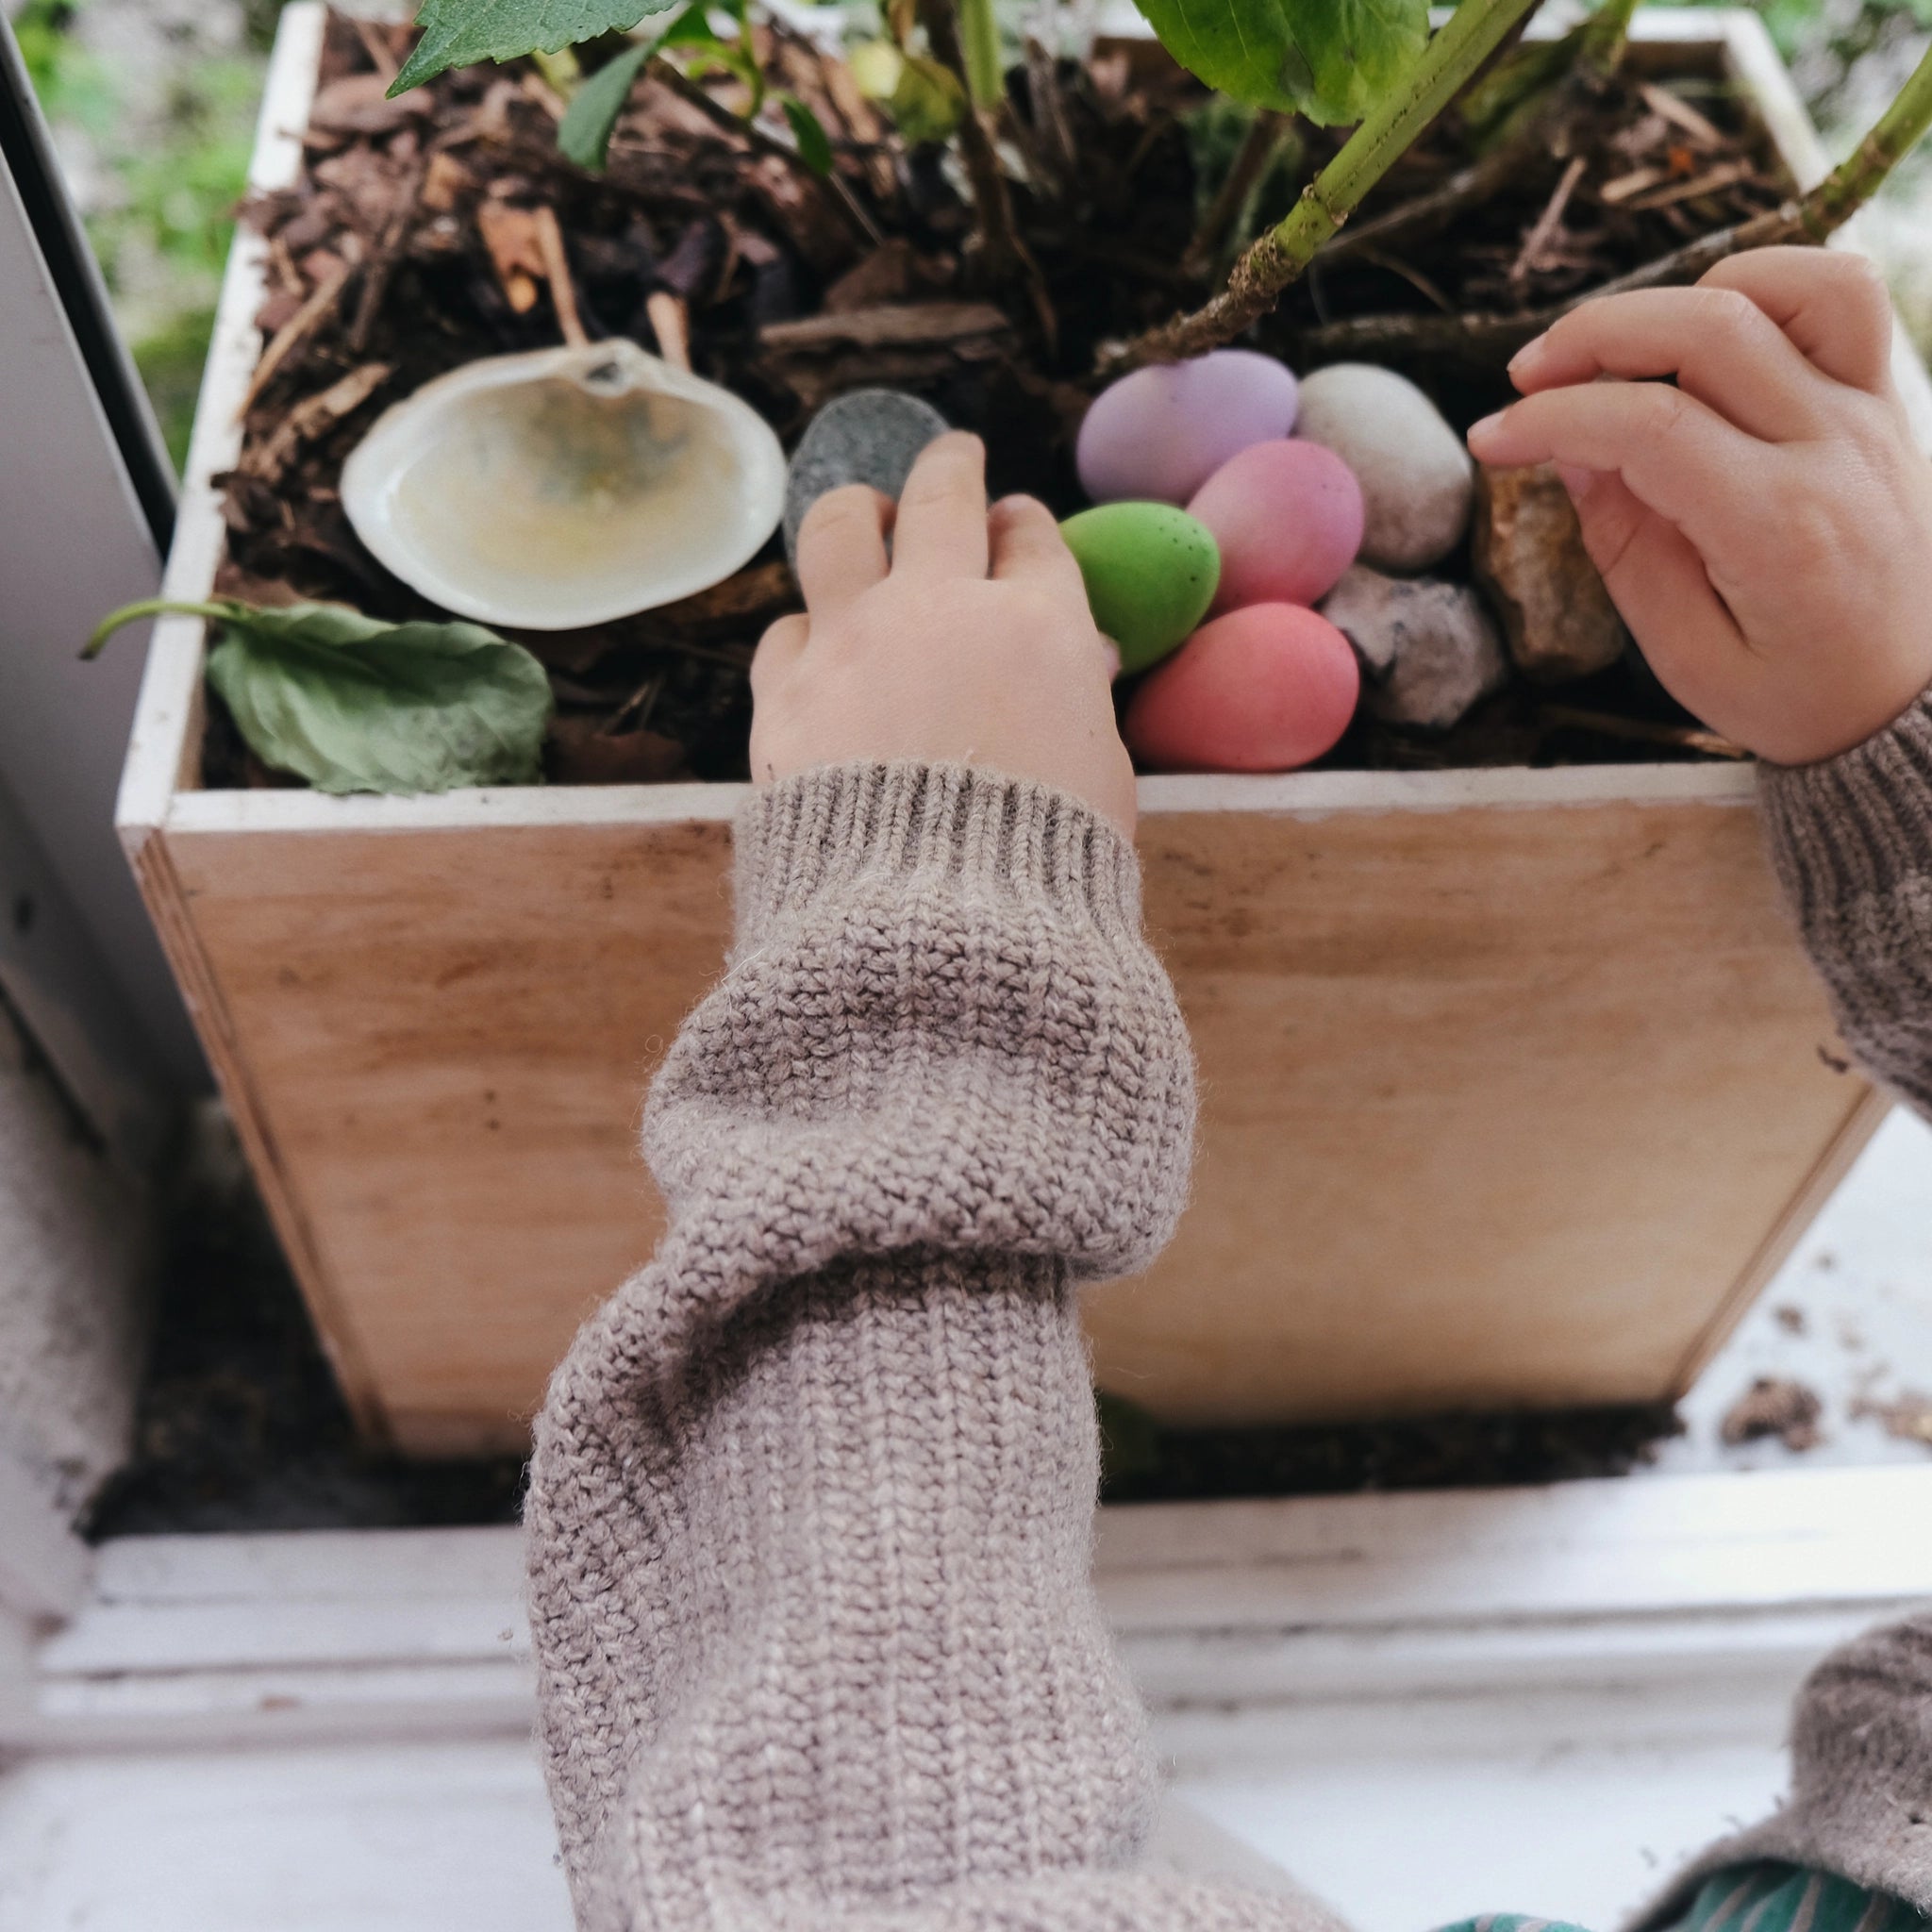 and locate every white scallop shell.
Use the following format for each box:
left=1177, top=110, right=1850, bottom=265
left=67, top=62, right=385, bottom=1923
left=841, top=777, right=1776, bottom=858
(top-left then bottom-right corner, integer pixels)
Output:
left=340, top=339, right=786, bottom=631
